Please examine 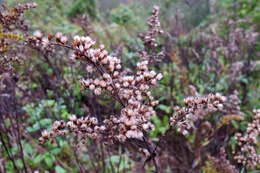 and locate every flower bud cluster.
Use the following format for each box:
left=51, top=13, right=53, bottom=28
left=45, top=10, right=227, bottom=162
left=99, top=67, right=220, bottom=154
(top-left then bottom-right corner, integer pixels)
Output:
left=0, top=55, right=19, bottom=73
left=138, top=6, right=165, bottom=63
left=39, top=35, right=163, bottom=143
left=139, top=5, right=163, bottom=50
left=40, top=6, right=164, bottom=145
left=74, top=35, right=163, bottom=142
left=72, top=41, right=122, bottom=74
left=221, top=91, right=242, bottom=116
left=170, top=93, right=227, bottom=135
left=39, top=115, right=106, bottom=144
left=234, top=109, right=260, bottom=167
left=209, top=147, right=238, bottom=173
left=0, top=2, right=37, bottom=29
left=27, top=31, right=55, bottom=55
left=38, top=35, right=163, bottom=143
left=0, top=3, right=37, bottom=73
left=28, top=31, right=71, bottom=59
left=71, top=36, right=163, bottom=94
